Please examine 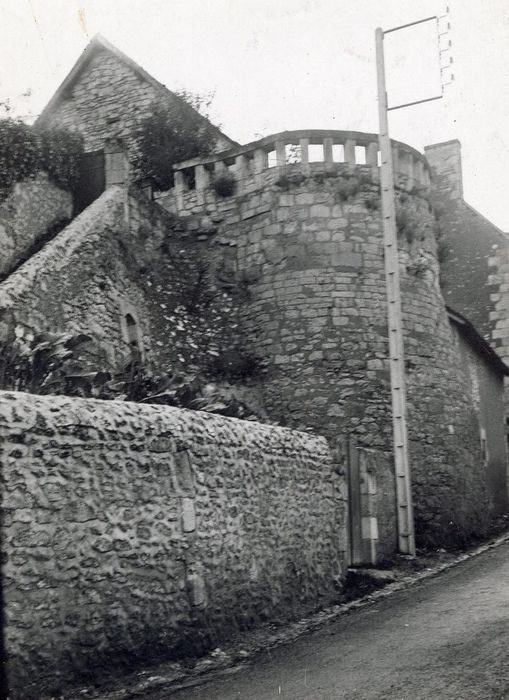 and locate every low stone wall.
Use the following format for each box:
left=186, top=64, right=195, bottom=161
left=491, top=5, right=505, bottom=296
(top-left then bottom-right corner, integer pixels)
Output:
left=0, top=172, right=72, bottom=279
left=0, top=391, right=346, bottom=698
